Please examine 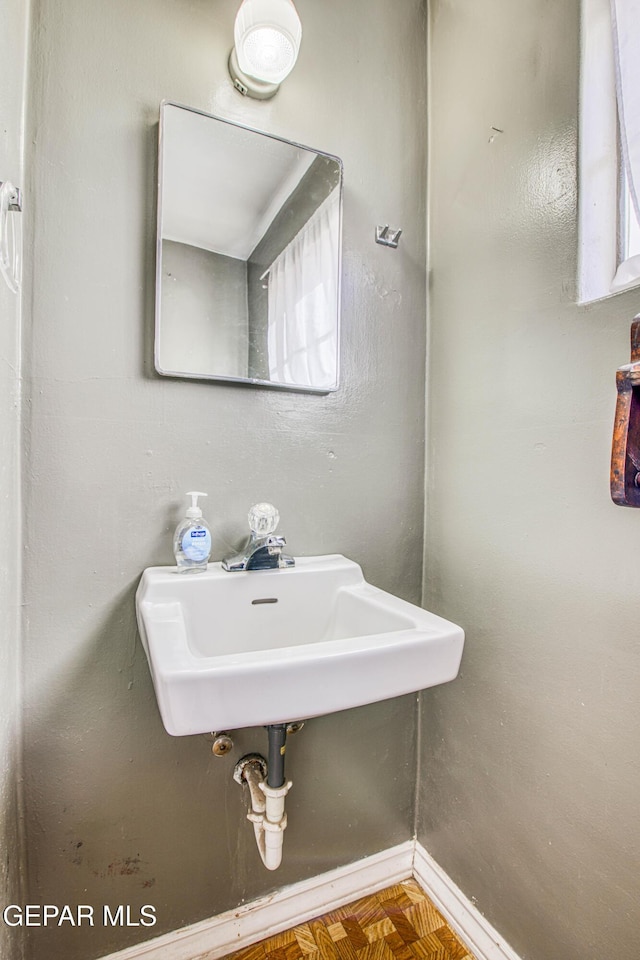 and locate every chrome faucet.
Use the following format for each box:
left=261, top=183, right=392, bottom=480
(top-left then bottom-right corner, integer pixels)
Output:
left=222, top=502, right=295, bottom=572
